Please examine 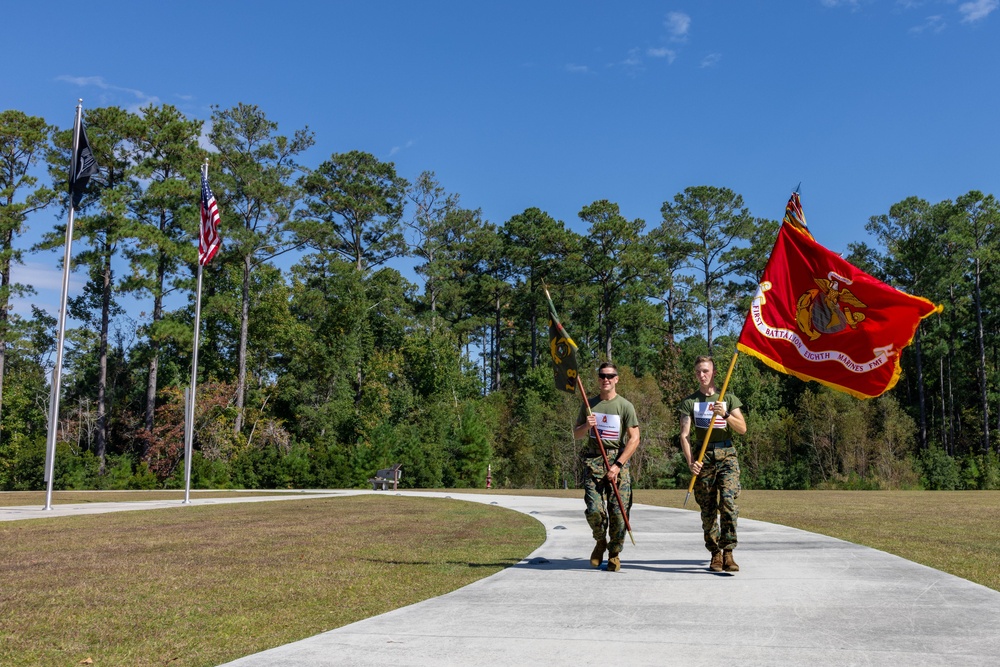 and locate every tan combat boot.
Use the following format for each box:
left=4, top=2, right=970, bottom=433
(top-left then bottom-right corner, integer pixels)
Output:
left=709, top=551, right=724, bottom=572
left=590, top=538, right=608, bottom=568
left=723, top=550, right=739, bottom=572
left=607, top=552, right=621, bottom=572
